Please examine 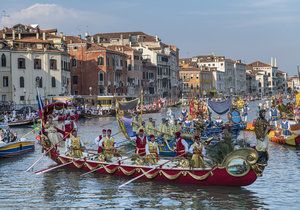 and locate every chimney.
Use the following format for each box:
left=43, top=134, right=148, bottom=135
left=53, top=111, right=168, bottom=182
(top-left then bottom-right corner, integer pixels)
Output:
left=36, top=32, right=39, bottom=39
left=274, top=58, right=277, bottom=67
left=42, top=32, right=46, bottom=40
left=97, top=36, right=100, bottom=43
left=155, top=35, right=159, bottom=42
left=18, top=33, right=21, bottom=39
left=60, top=32, right=63, bottom=38
left=12, top=30, right=15, bottom=40
left=120, top=34, right=123, bottom=45
left=91, top=36, right=94, bottom=43
left=2, top=33, right=5, bottom=39
left=270, top=57, right=273, bottom=66
left=63, top=36, right=66, bottom=41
